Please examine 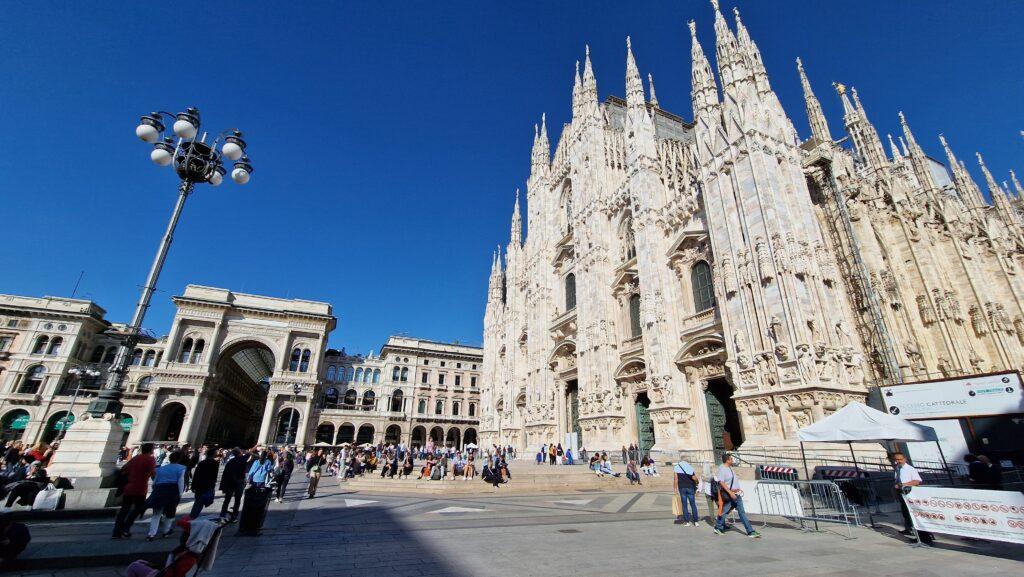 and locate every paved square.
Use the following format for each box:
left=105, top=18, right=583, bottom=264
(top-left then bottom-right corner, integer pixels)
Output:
left=10, top=477, right=1023, bottom=577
